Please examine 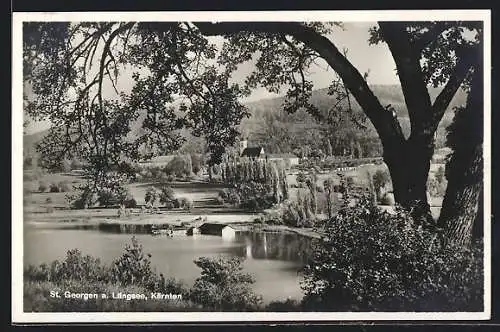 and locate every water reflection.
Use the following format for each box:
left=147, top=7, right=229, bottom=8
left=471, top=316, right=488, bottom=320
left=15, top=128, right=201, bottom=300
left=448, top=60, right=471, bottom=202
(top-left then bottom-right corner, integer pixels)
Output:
left=24, top=224, right=311, bottom=303
left=27, top=223, right=314, bottom=264
left=228, top=232, right=313, bottom=264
